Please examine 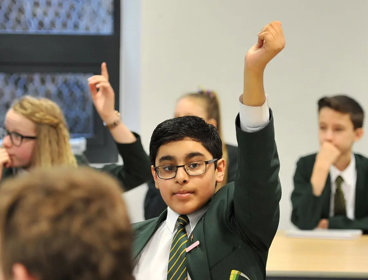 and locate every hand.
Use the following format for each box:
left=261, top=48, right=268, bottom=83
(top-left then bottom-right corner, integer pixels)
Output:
left=88, top=62, right=117, bottom=123
left=317, top=219, right=329, bottom=229
left=316, top=142, right=341, bottom=169
left=245, top=21, right=285, bottom=73
left=243, top=21, right=285, bottom=106
left=0, top=148, right=11, bottom=179
left=311, top=142, right=341, bottom=196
